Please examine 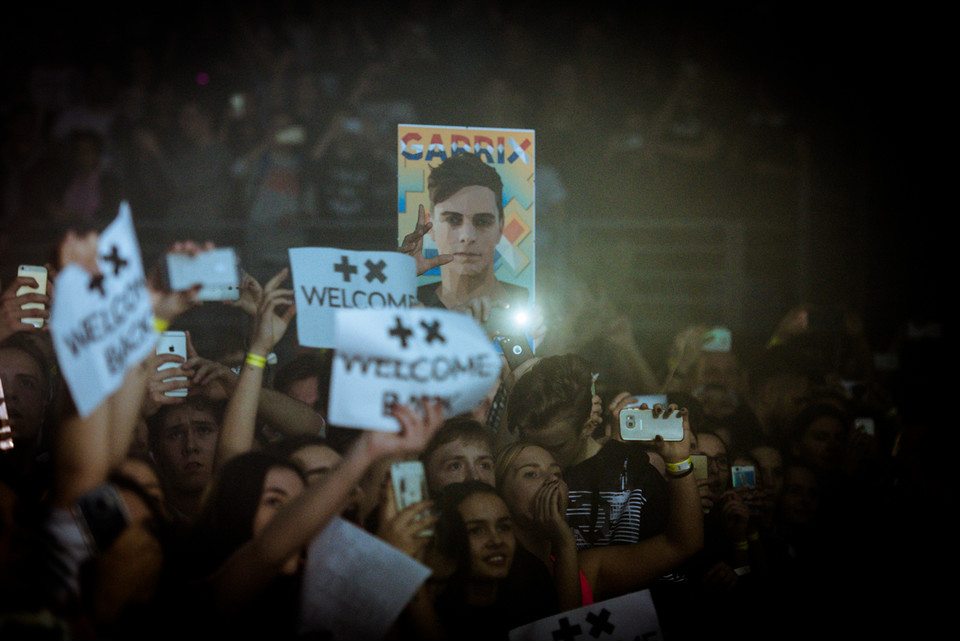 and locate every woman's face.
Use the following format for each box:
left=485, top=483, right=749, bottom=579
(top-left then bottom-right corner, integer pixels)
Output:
left=498, top=445, right=565, bottom=524
left=795, top=416, right=845, bottom=470
left=252, top=466, right=305, bottom=538
left=458, top=492, right=515, bottom=581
